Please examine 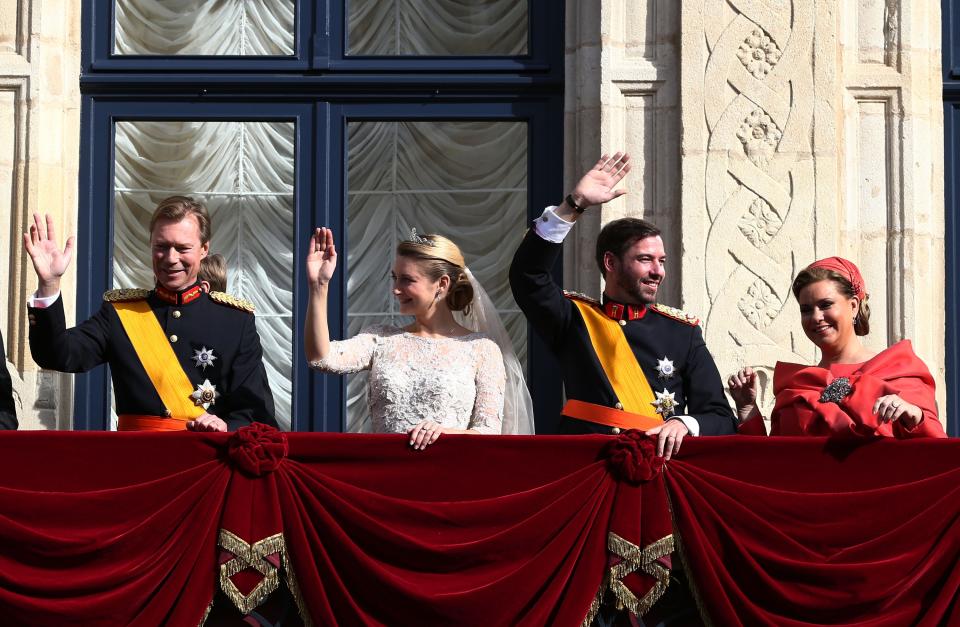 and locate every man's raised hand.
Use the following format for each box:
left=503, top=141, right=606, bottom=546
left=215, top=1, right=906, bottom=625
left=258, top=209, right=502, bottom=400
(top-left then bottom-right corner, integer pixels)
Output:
left=571, top=152, right=631, bottom=208
left=23, top=213, right=75, bottom=297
